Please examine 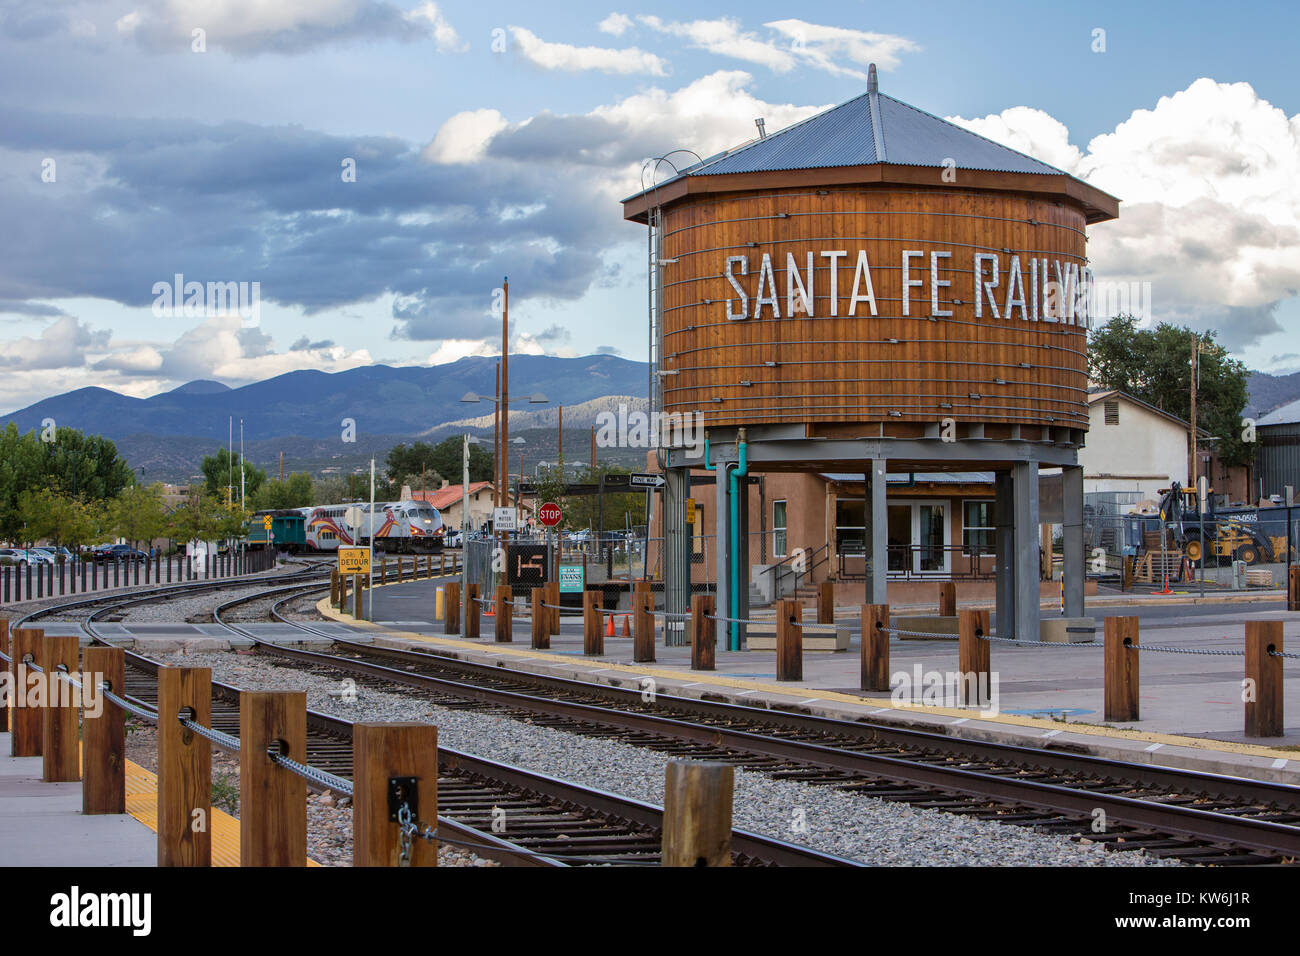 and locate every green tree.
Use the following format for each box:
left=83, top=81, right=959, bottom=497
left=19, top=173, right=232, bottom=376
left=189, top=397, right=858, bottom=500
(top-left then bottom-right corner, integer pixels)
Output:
left=201, top=448, right=267, bottom=504
left=386, top=437, right=493, bottom=492
left=17, top=489, right=99, bottom=552
left=252, top=472, right=315, bottom=510
left=312, top=476, right=347, bottom=505
left=0, top=424, right=132, bottom=542
left=1088, top=318, right=1253, bottom=466
left=167, top=490, right=229, bottom=544
left=106, top=483, right=169, bottom=551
